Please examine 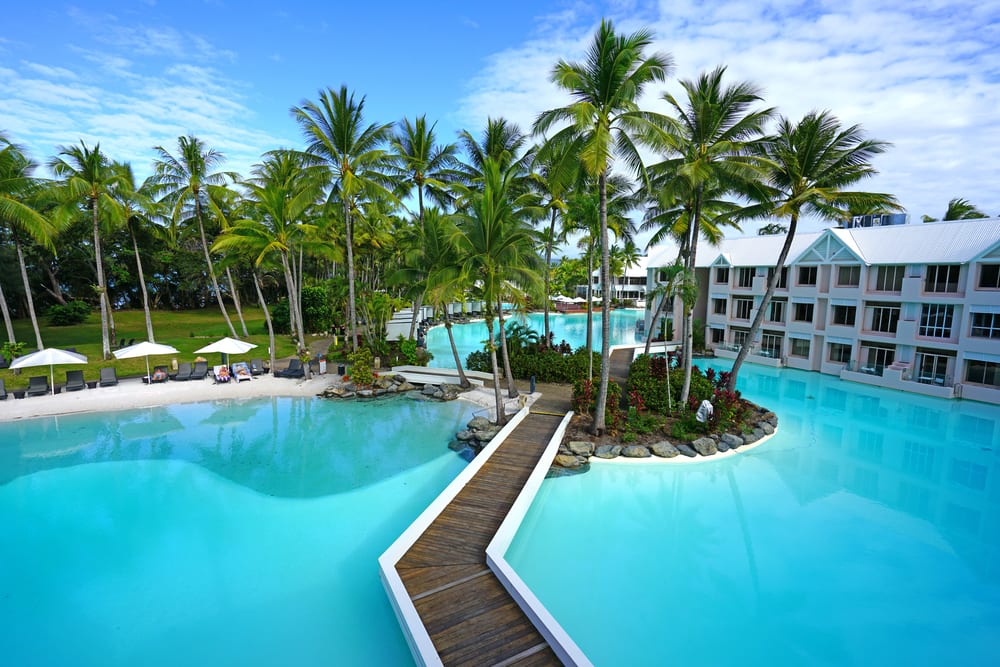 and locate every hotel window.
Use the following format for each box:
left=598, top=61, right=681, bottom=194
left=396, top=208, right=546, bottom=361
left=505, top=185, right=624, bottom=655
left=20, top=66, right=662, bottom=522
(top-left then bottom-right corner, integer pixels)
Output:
left=737, top=267, right=754, bottom=288
left=919, top=304, right=954, bottom=338
left=715, top=267, right=730, bottom=284
left=870, top=304, right=900, bottom=333
left=732, top=328, right=750, bottom=348
left=979, top=264, right=1000, bottom=289
left=713, top=298, right=727, bottom=315
left=837, top=265, right=861, bottom=287
left=875, top=265, right=904, bottom=292
left=711, top=328, right=725, bottom=344
left=798, top=266, right=817, bottom=286
left=966, top=360, right=1000, bottom=387
left=790, top=338, right=810, bottom=357
left=760, top=333, right=783, bottom=357
left=793, top=302, right=814, bottom=322
left=925, top=264, right=960, bottom=293
left=832, top=305, right=857, bottom=326
left=767, top=299, right=786, bottom=323
left=734, top=297, right=753, bottom=320
left=767, top=266, right=788, bottom=289
left=971, top=312, right=1000, bottom=338
left=916, top=351, right=951, bottom=384
left=861, top=343, right=895, bottom=374
left=829, top=342, right=852, bottom=363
